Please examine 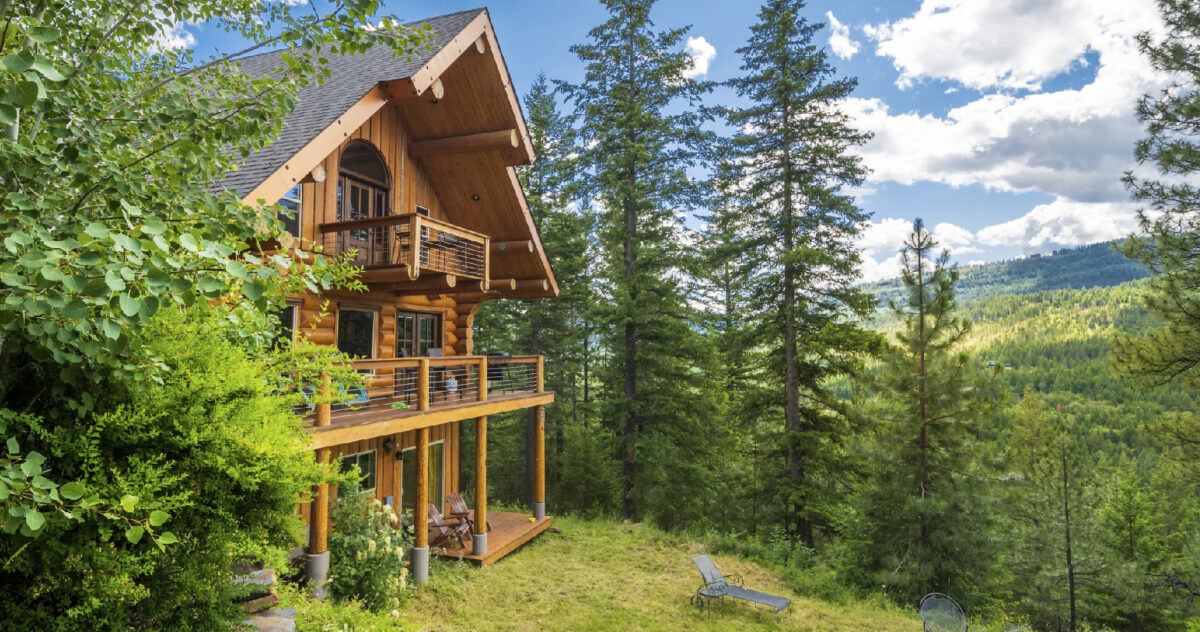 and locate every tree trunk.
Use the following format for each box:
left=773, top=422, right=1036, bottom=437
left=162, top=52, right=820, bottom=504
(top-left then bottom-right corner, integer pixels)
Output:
left=1062, top=446, right=1077, bottom=632
left=619, top=26, right=639, bottom=522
